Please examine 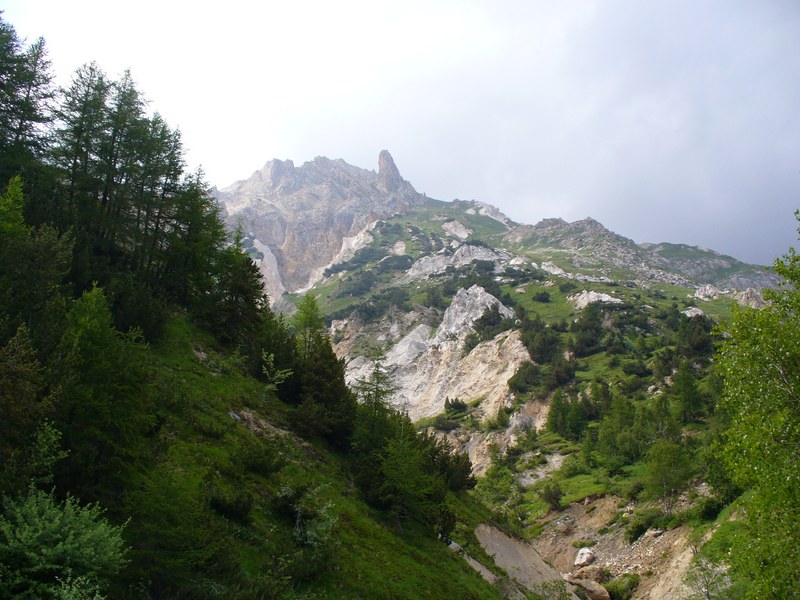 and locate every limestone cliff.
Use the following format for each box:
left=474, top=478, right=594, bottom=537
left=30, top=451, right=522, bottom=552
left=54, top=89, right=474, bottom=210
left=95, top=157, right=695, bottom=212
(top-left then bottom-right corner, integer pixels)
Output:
left=338, top=285, right=529, bottom=422
left=215, top=151, right=425, bottom=303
